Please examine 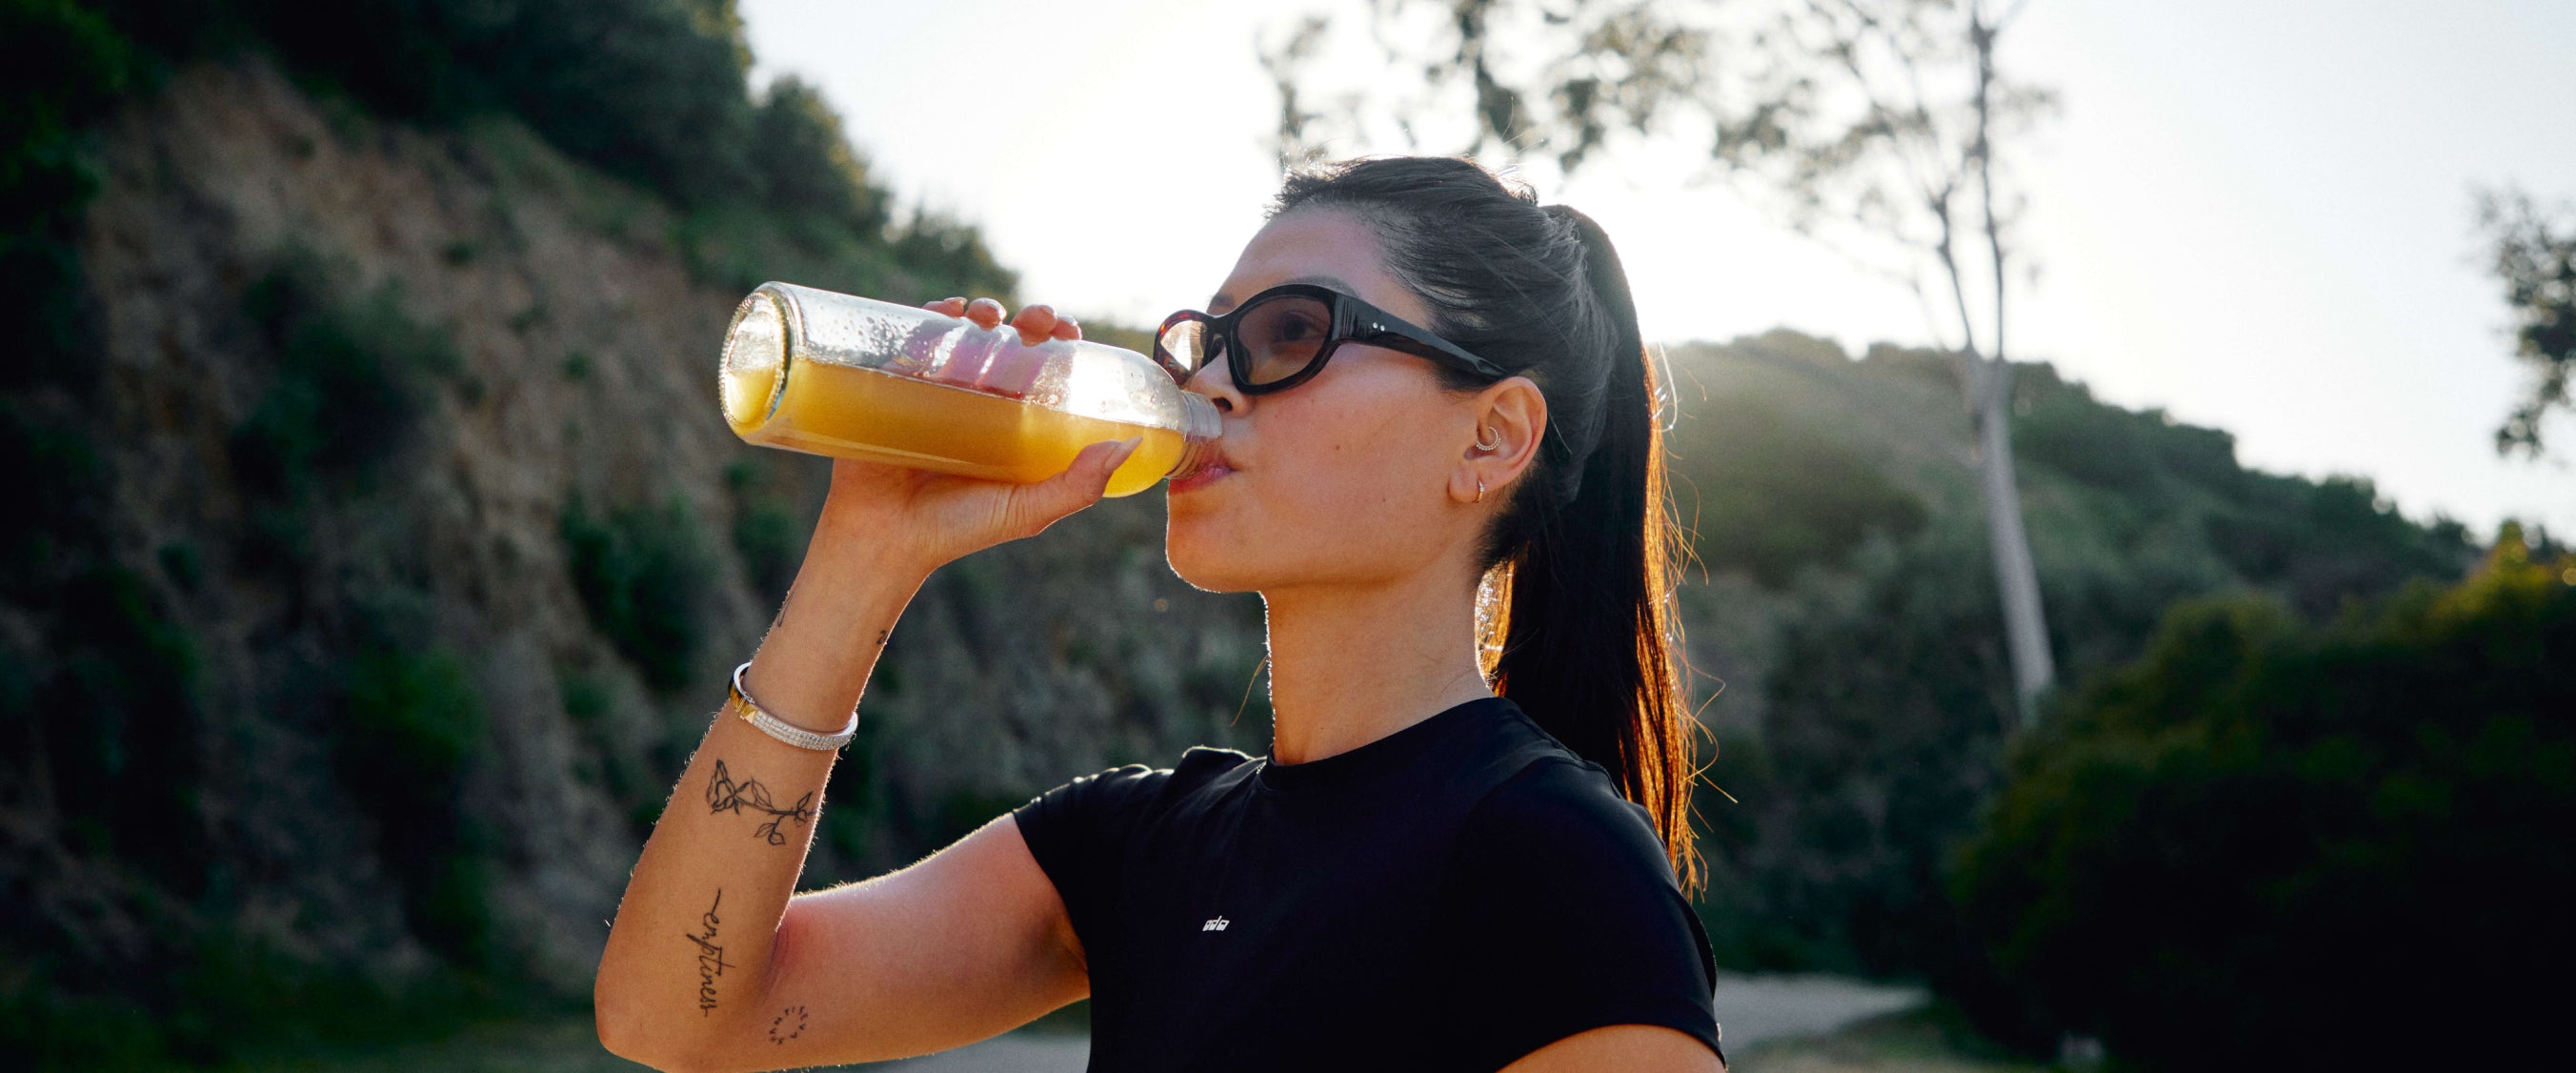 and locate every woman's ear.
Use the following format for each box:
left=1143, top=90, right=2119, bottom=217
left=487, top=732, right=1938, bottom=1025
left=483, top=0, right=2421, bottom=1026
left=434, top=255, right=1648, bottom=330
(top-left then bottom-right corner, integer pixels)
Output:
left=1452, top=375, right=1547, bottom=505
